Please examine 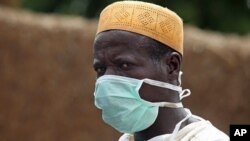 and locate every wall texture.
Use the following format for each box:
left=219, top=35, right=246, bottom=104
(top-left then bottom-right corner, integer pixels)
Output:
left=0, top=6, right=249, bottom=141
